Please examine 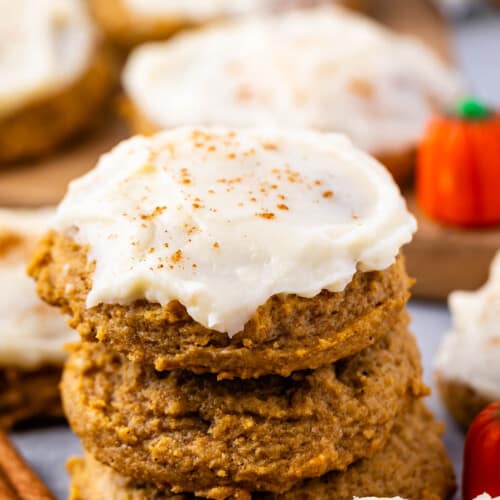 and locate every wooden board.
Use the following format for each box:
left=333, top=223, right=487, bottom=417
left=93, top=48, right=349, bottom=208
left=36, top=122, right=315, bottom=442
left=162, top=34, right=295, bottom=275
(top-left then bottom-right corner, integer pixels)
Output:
left=0, top=0, right=498, bottom=300
left=0, top=117, right=128, bottom=207
left=405, top=195, right=499, bottom=299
